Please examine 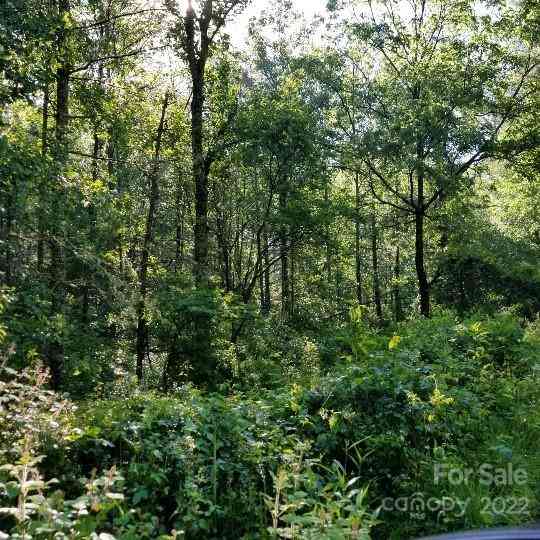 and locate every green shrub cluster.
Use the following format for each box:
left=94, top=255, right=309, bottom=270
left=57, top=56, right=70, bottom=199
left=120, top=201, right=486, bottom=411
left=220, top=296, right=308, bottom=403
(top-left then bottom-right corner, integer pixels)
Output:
left=1, top=309, right=539, bottom=539
left=289, top=310, right=540, bottom=538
